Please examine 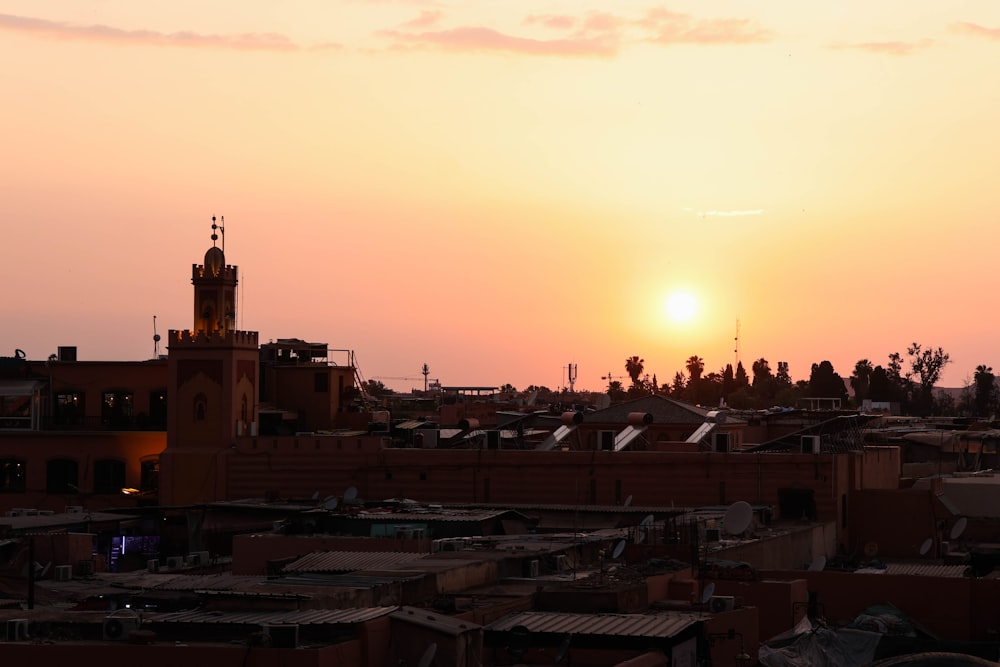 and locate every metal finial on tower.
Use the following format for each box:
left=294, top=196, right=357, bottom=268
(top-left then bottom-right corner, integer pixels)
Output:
left=734, top=319, right=741, bottom=368
left=211, top=216, right=218, bottom=246
left=153, top=315, right=161, bottom=358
